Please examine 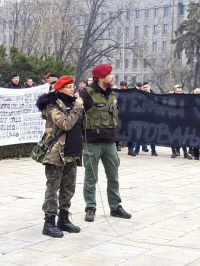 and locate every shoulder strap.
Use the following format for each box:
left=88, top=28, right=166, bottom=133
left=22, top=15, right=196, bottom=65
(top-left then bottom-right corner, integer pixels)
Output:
left=46, top=130, right=65, bottom=148
left=45, top=99, right=68, bottom=148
